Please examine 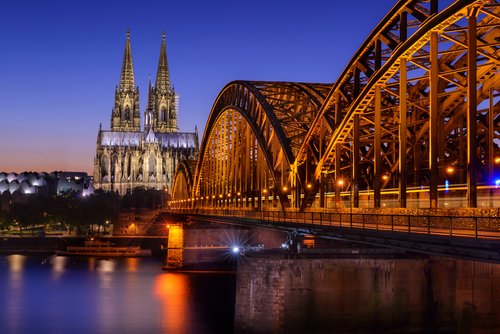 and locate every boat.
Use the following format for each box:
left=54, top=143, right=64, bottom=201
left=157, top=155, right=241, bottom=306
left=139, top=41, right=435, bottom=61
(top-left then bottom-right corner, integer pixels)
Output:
left=60, top=238, right=151, bottom=257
